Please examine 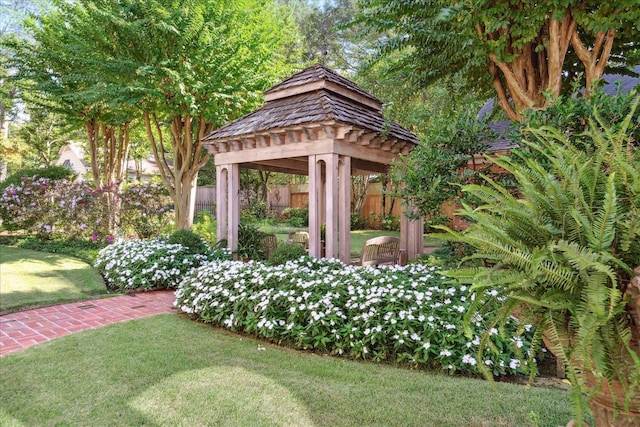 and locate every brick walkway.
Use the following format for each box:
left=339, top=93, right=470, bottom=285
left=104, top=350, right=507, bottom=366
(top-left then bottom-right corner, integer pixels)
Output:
left=0, top=290, right=176, bottom=356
